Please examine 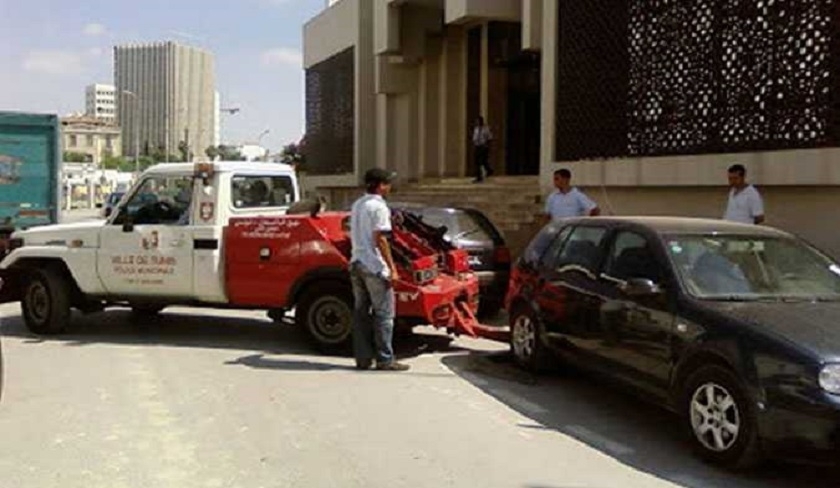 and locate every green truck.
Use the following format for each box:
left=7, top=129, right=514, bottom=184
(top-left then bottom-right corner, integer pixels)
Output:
left=0, top=111, right=62, bottom=248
